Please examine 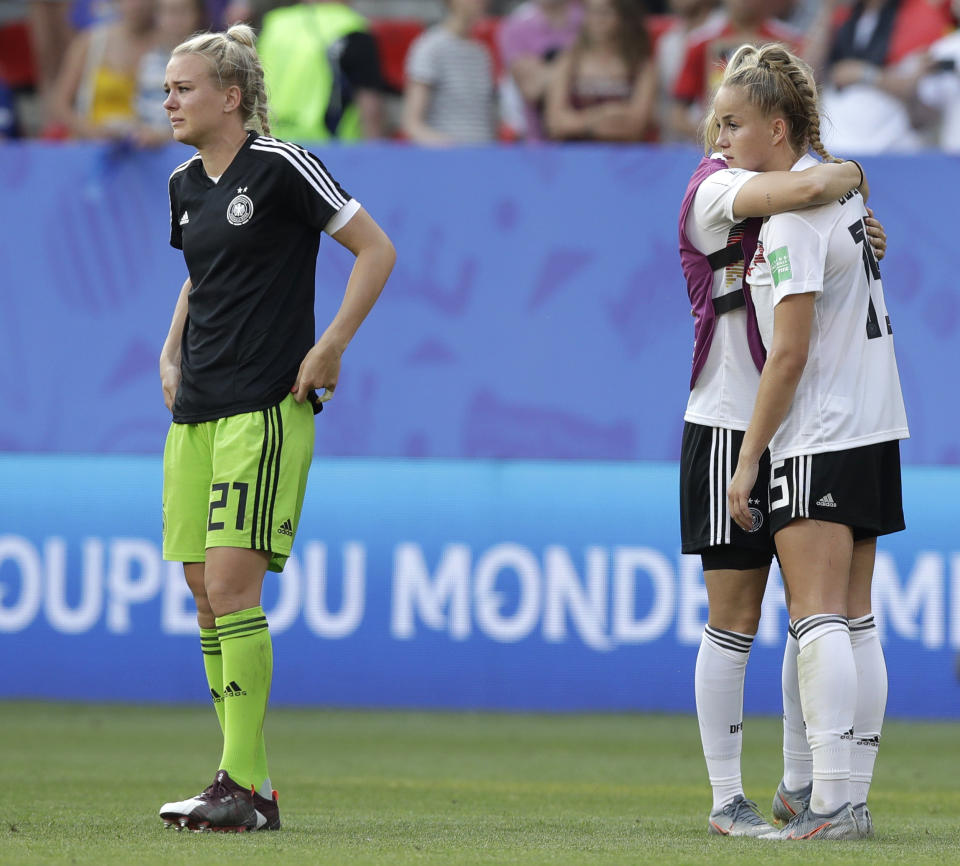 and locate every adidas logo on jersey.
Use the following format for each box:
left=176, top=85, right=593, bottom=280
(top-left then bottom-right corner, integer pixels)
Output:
left=277, top=519, right=294, bottom=537
left=816, top=492, right=838, bottom=508
left=179, top=210, right=189, bottom=225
